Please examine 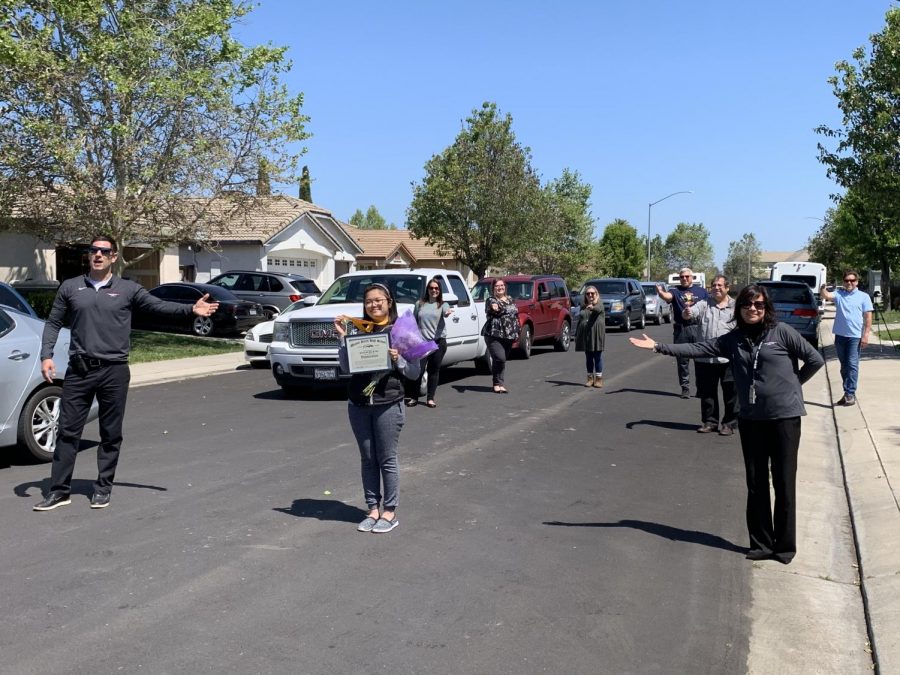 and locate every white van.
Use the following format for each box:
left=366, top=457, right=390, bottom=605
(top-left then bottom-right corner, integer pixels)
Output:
left=770, top=262, right=827, bottom=302
left=667, top=272, right=706, bottom=288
